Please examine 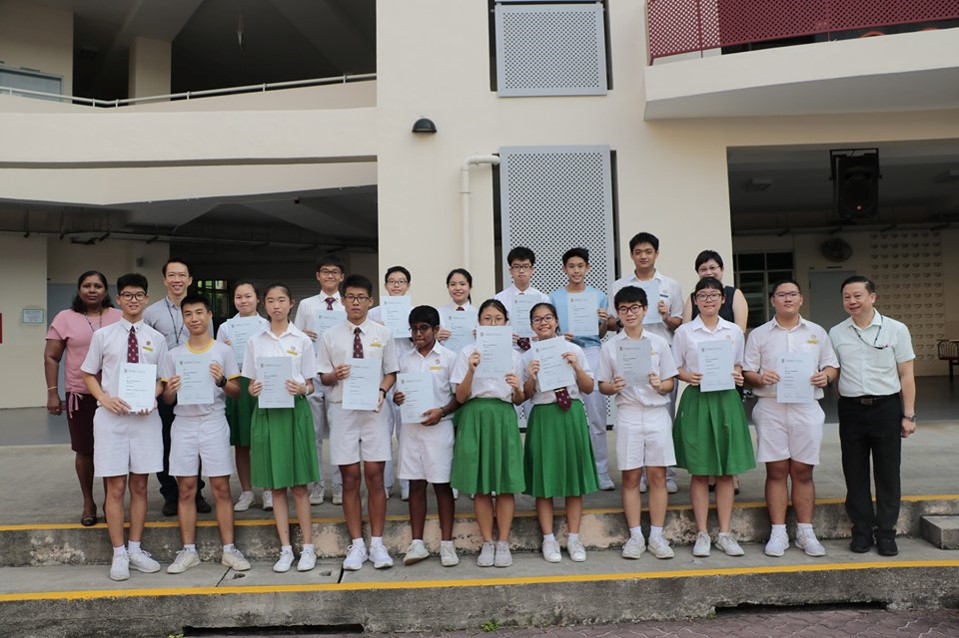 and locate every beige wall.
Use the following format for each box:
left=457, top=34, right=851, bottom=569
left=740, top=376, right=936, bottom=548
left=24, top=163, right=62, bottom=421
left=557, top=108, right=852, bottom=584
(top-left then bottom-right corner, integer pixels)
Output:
left=0, top=236, right=47, bottom=408
left=0, top=0, right=72, bottom=93
left=46, top=237, right=170, bottom=289
left=128, top=37, right=171, bottom=100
